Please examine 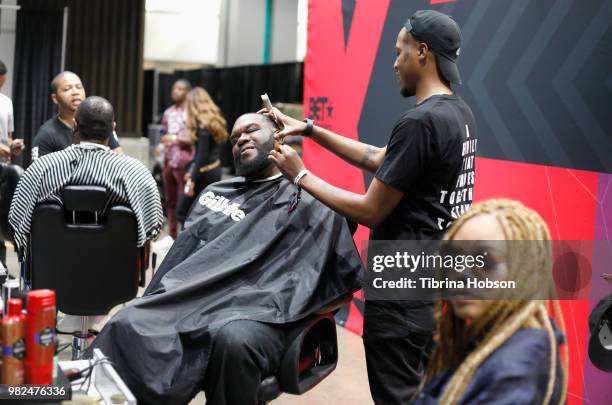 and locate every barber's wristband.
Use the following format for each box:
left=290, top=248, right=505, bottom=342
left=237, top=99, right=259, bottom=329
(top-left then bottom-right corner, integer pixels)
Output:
left=293, top=169, right=310, bottom=187
left=303, top=119, right=314, bottom=136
